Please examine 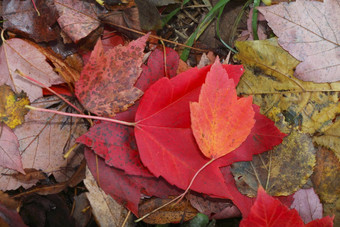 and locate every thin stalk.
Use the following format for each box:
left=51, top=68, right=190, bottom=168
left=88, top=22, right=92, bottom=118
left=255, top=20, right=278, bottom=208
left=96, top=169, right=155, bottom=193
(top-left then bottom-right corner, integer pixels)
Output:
left=215, top=0, right=237, bottom=53
left=25, top=105, right=136, bottom=126
left=31, top=0, right=40, bottom=16
left=135, top=158, right=215, bottom=222
left=15, top=69, right=83, bottom=114
left=180, top=0, right=230, bottom=61
left=252, top=0, right=261, bottom=40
